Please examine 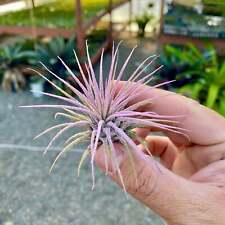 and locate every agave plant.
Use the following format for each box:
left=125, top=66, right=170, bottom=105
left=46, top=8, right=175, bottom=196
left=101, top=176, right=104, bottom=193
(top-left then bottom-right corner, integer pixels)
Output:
left=34, top=36, right=76, bottom=93
left=0, top=44, right=36, bottom=91
left=22, top=42, right=186, bottom=191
